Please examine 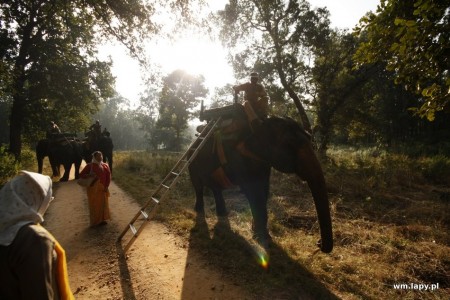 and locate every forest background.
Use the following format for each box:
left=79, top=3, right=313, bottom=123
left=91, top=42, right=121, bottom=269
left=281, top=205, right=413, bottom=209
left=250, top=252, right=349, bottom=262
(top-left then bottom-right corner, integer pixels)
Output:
left=1, top=1, right=449, bottom=299
left=1, top=0, right=448, bottom=160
